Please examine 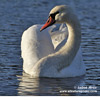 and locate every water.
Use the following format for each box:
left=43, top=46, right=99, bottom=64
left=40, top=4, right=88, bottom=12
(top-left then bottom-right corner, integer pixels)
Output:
left=0, top=0, right=100, bottom=96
